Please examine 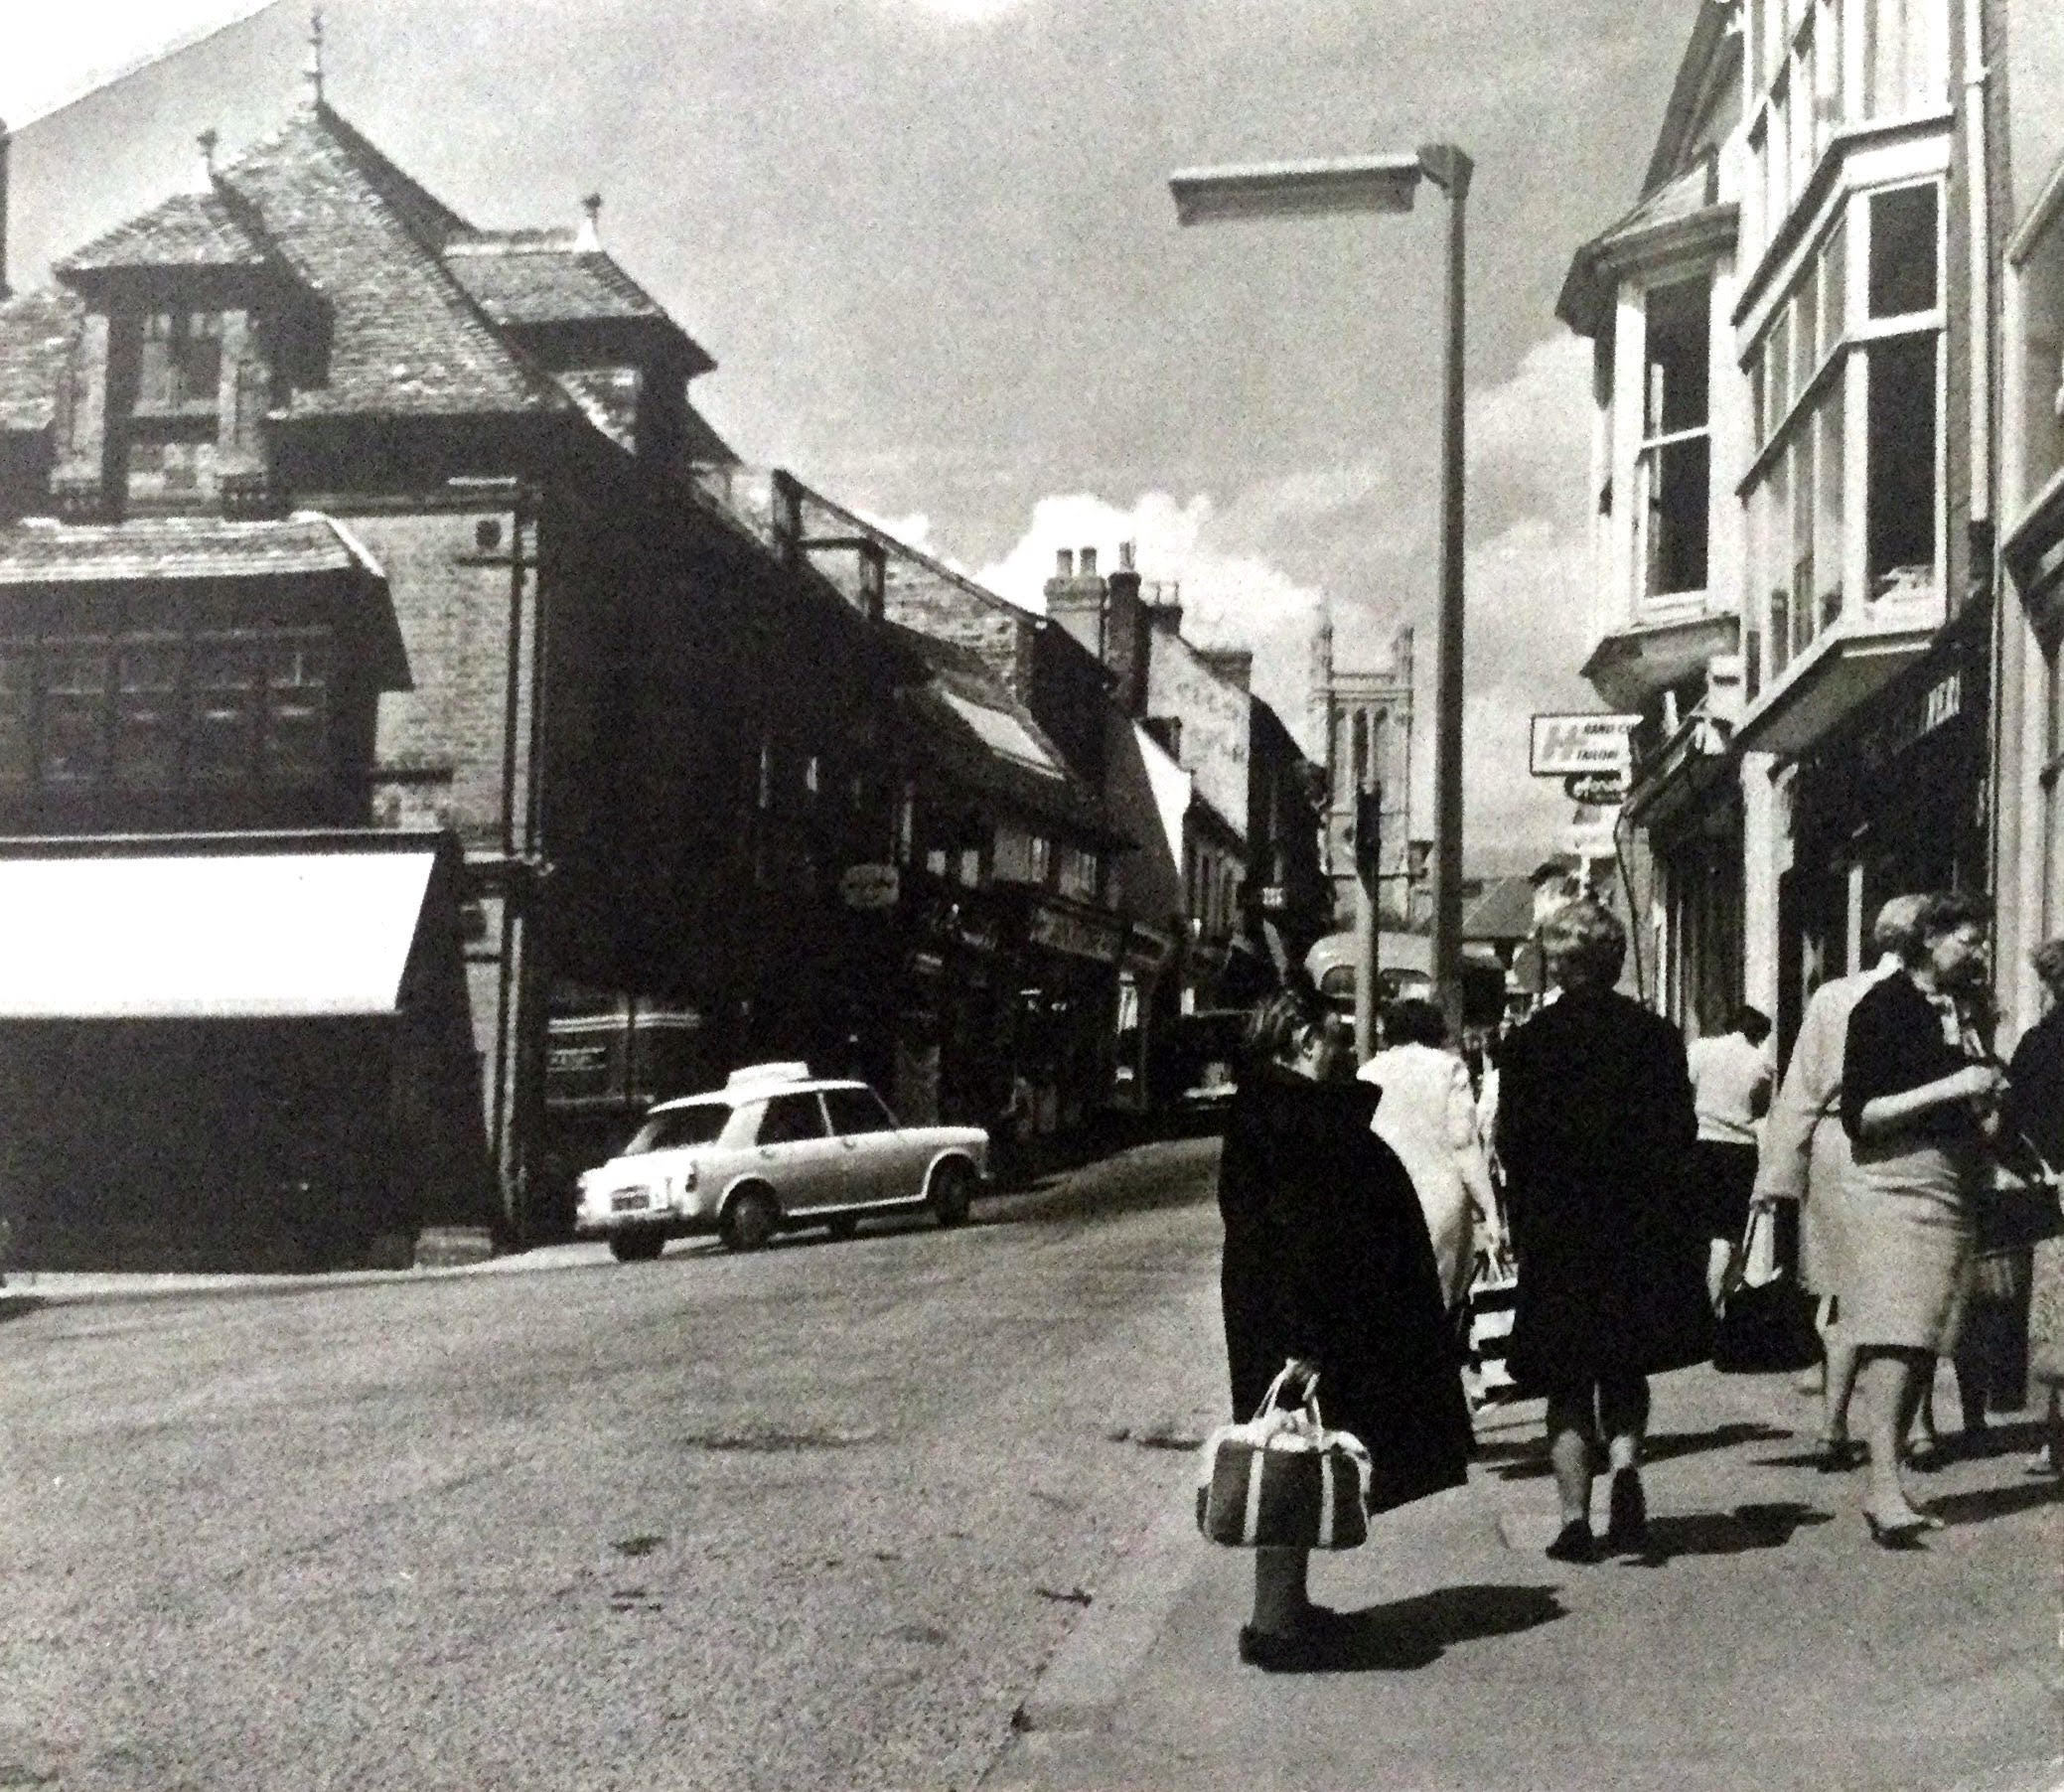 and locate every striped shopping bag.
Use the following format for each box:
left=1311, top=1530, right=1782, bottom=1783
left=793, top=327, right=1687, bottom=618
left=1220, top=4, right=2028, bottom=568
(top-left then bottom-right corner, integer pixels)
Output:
left=1465, top=1249, right=1519, bottom=1406
left=1196, top=1366, right=1372, bottom=1551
